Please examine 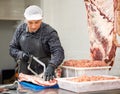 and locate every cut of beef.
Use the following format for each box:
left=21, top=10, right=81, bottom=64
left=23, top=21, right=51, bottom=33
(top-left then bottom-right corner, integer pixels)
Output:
left=84, top=0, right=117, bottom=66
left=18, top=73, right=57, bottom=86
